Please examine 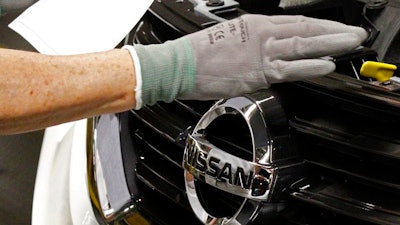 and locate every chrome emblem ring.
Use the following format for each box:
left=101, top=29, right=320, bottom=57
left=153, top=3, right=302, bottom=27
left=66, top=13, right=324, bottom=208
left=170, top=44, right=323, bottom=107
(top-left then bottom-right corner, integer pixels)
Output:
left=183, top=92, right=293, bottom=224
